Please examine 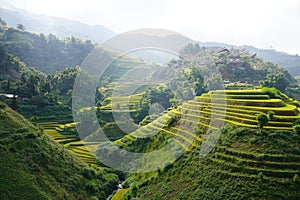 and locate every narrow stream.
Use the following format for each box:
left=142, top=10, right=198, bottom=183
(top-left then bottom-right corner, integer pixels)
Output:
left=106, top=181, right=123, bottom=200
